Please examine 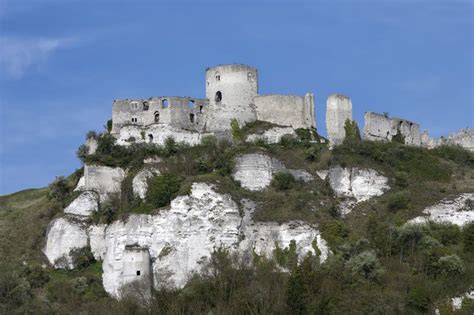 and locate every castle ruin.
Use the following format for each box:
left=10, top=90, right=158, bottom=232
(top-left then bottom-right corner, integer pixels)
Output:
left=105, top=63, right=472, bottom=151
